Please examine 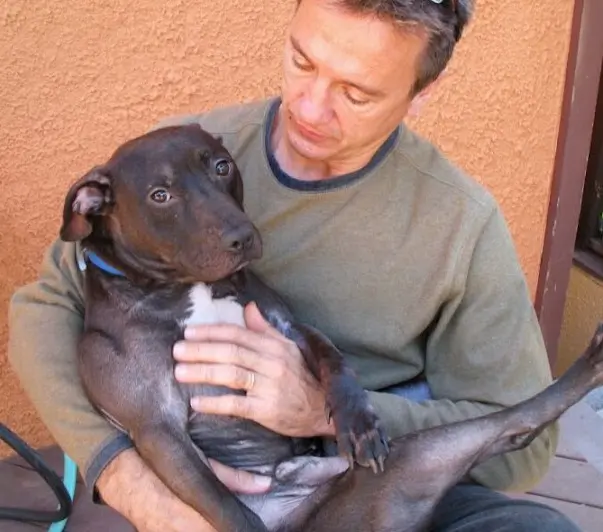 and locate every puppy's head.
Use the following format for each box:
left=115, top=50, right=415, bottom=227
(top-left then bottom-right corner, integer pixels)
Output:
left=60, top=123, right=262, bottom=283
